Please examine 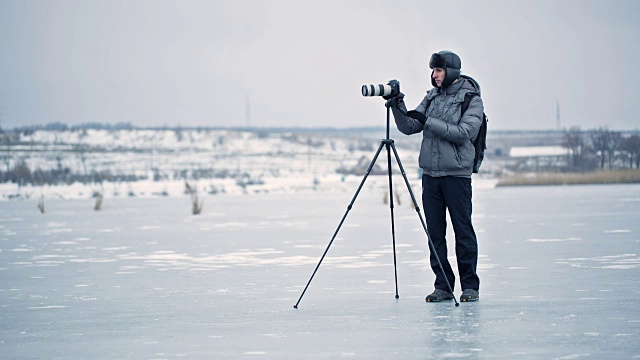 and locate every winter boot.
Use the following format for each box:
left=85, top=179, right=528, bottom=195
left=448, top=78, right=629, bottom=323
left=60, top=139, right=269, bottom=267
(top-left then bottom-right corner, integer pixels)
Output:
left=425, top=289, right=454, bottom=302
left=460, top=289, right=479, bottom=302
